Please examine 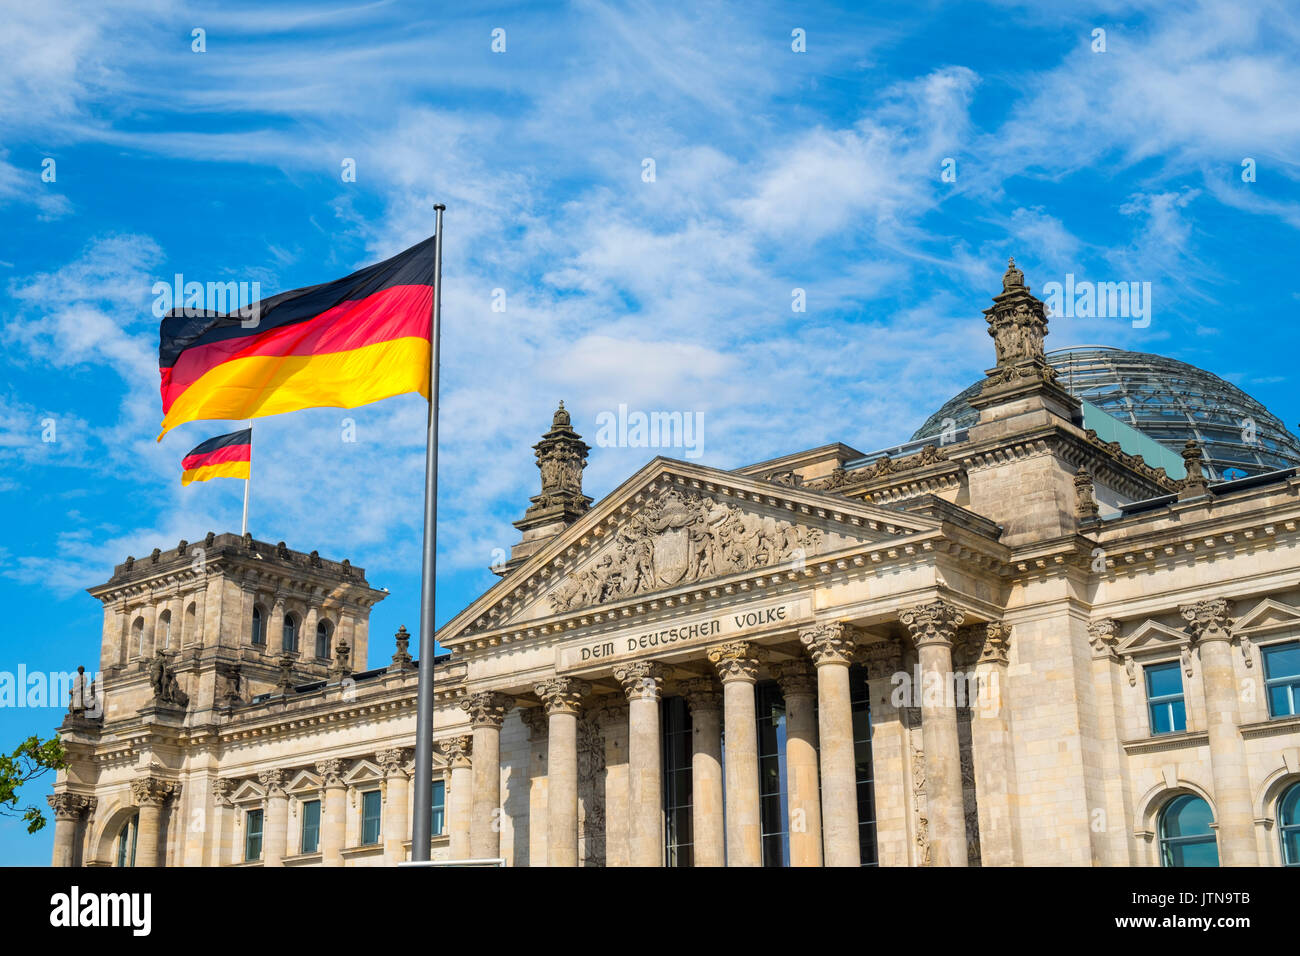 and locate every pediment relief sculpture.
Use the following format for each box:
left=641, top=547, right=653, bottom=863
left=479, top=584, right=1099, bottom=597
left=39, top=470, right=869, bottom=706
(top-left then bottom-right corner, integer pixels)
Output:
left=548, top=488, right=824, bottom=613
